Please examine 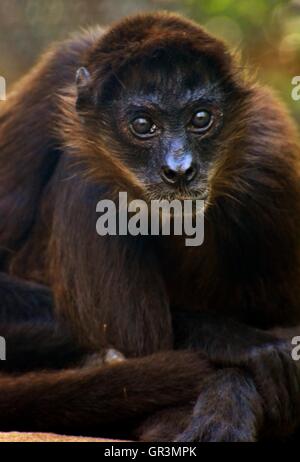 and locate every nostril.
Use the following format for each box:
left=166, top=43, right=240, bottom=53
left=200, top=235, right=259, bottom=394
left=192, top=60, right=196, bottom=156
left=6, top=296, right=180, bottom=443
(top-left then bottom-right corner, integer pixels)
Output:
left=161, top=167, right=178, bottom=185
left=185, top=166, right=197, bottom=182
left=161, top=164, right=198, bottom=185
